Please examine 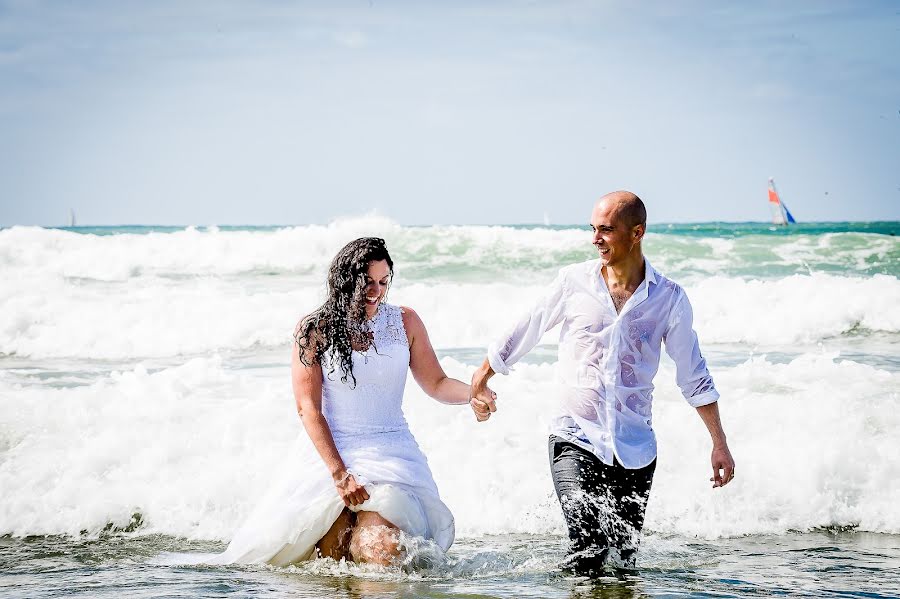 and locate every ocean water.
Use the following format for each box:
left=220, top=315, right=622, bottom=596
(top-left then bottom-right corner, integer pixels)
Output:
left=1, top=218, right=898, bottom=598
